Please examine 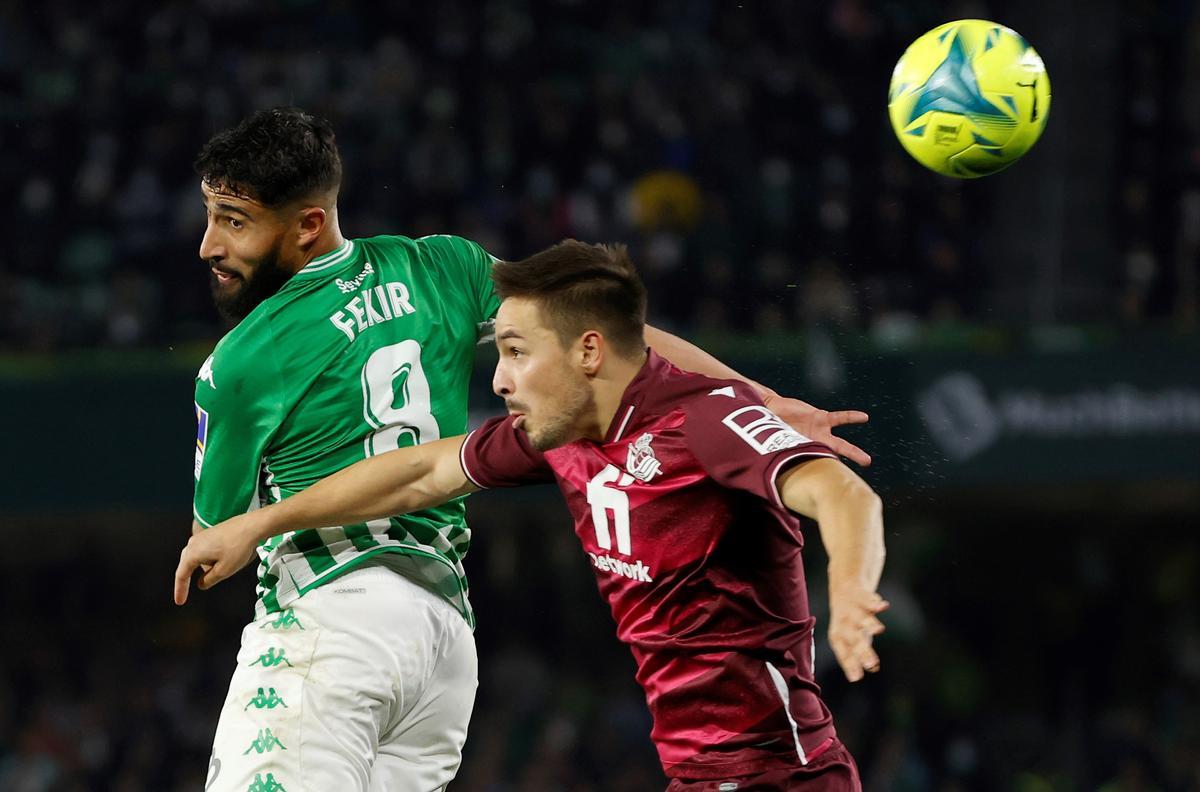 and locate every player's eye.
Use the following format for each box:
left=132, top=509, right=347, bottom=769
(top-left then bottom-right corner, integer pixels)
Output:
left=508, top=348, right=523, bottom=358
left=227, top=217, right=244, bottom=230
